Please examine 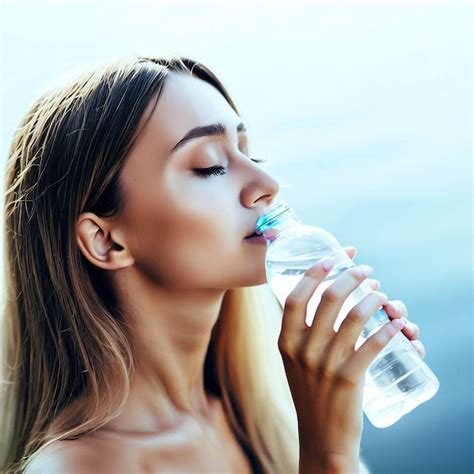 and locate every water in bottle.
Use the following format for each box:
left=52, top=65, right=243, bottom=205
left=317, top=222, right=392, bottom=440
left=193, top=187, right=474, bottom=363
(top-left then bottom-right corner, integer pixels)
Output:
left=255, top=200, right=440, bottom=428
